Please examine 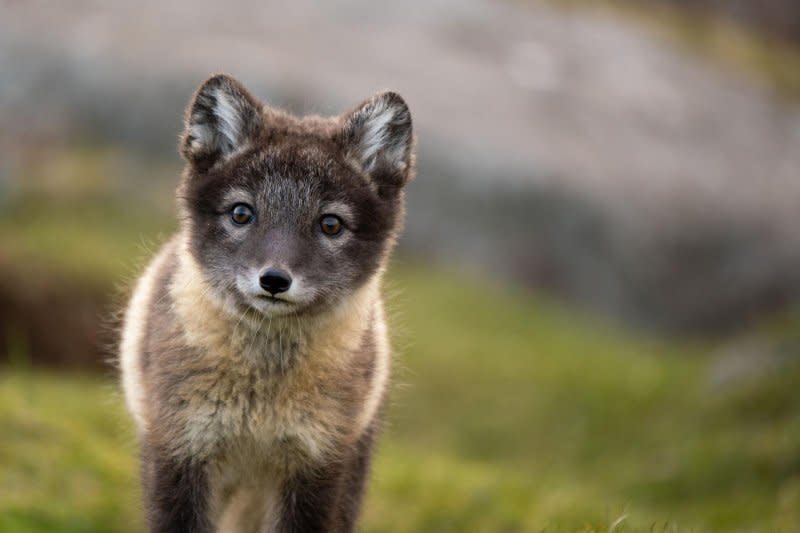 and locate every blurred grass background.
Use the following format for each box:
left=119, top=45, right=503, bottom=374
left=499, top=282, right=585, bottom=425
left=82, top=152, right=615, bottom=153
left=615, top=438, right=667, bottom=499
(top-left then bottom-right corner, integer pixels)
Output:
left=3, top=260, right=800, bottom=531
left=2, top=1, right=800, bottom=531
